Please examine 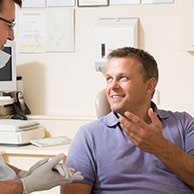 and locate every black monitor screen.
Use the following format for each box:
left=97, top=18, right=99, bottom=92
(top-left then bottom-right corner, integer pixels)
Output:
left=0, top=47, right=12, bottom=81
